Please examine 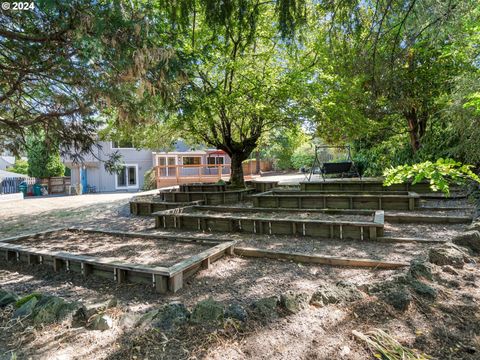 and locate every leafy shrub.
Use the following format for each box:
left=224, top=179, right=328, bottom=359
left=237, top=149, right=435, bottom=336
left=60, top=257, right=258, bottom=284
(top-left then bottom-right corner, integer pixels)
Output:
left=383, top=158, right=480, bottom=195
left=291, top=143, right=316, bottom=170
left=6, top=159, right=29, bottom=175
left=142, top=168, right=157, bottom=190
